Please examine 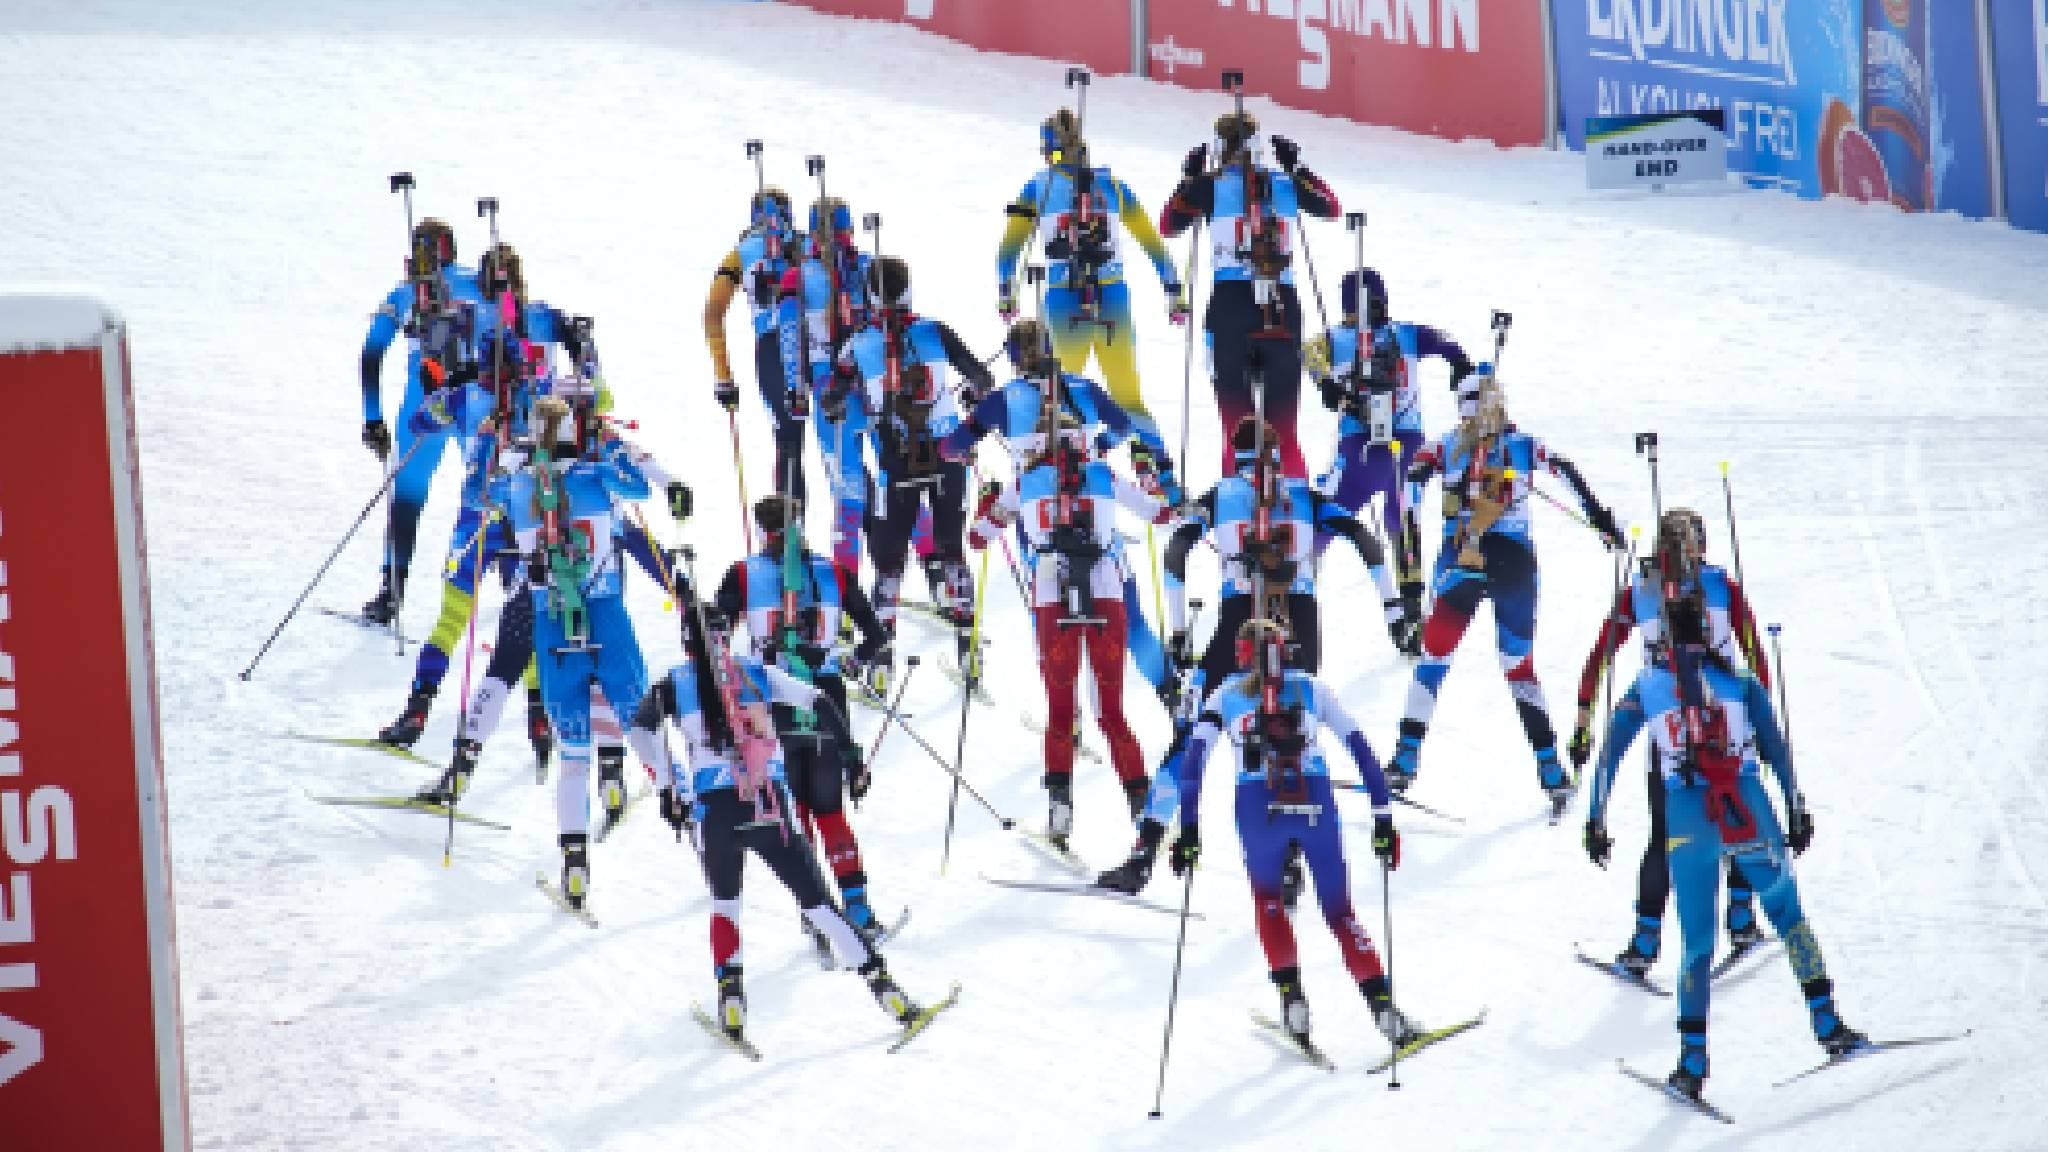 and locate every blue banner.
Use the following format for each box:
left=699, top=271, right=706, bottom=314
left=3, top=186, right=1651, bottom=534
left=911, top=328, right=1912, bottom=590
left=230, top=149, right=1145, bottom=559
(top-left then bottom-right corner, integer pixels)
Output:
left=1551, top=0, right=1862, bottom=198
left=1991, top=0, right=2048, bottom=233
left=1859, top=1, right=1996, bottom=217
